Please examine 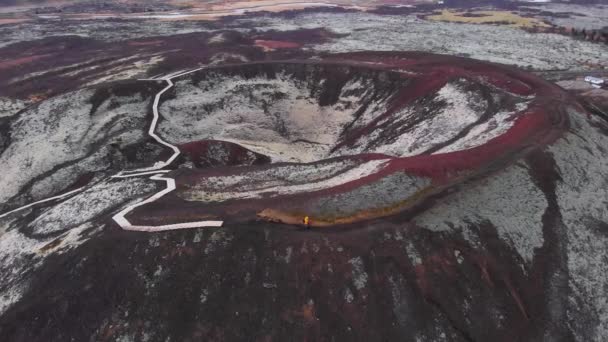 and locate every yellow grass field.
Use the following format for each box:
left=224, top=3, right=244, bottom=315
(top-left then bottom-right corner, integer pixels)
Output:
left=427, top=10, right=550, bottom=28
